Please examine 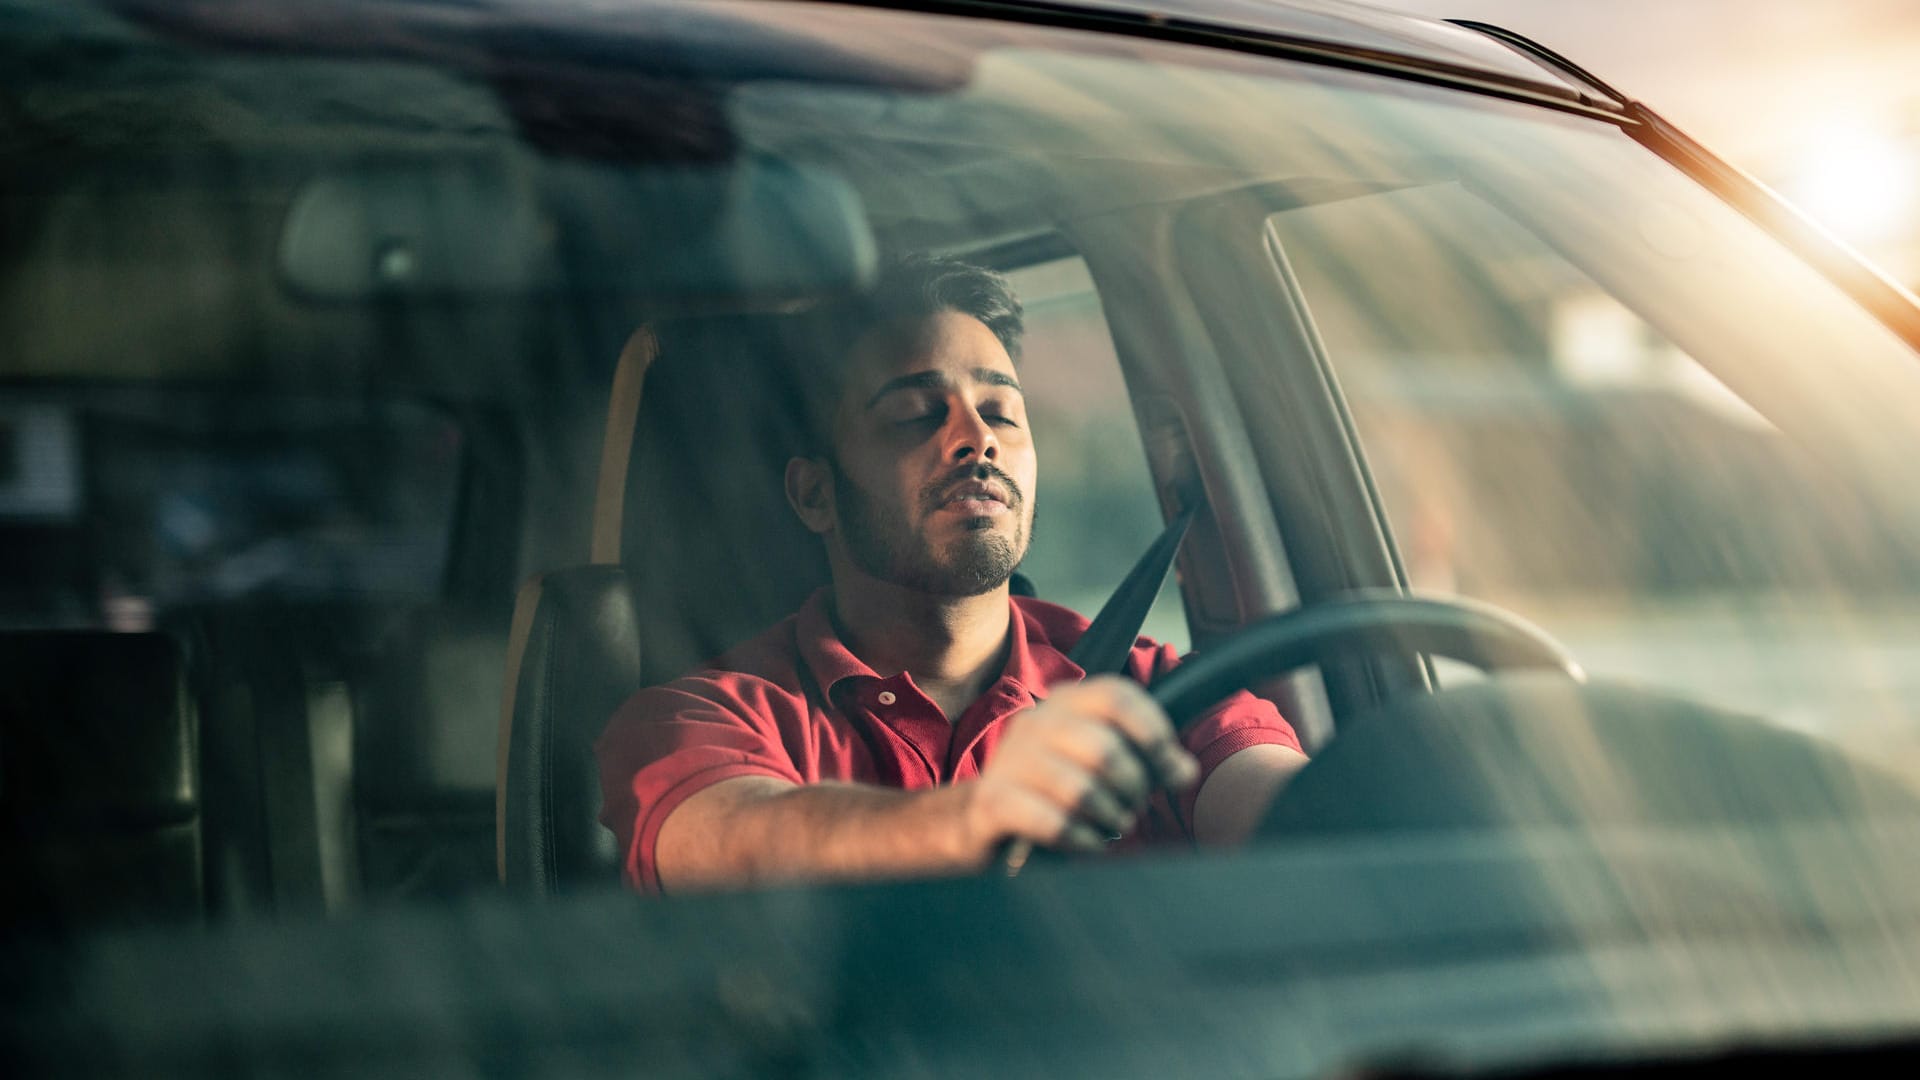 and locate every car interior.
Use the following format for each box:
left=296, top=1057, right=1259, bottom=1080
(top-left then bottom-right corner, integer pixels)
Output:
left=0, top=1, right=1343, bottom=929
left=20, top=6, right=1920, bottom=1080
left=10, top=0, right=1920, bottom=945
